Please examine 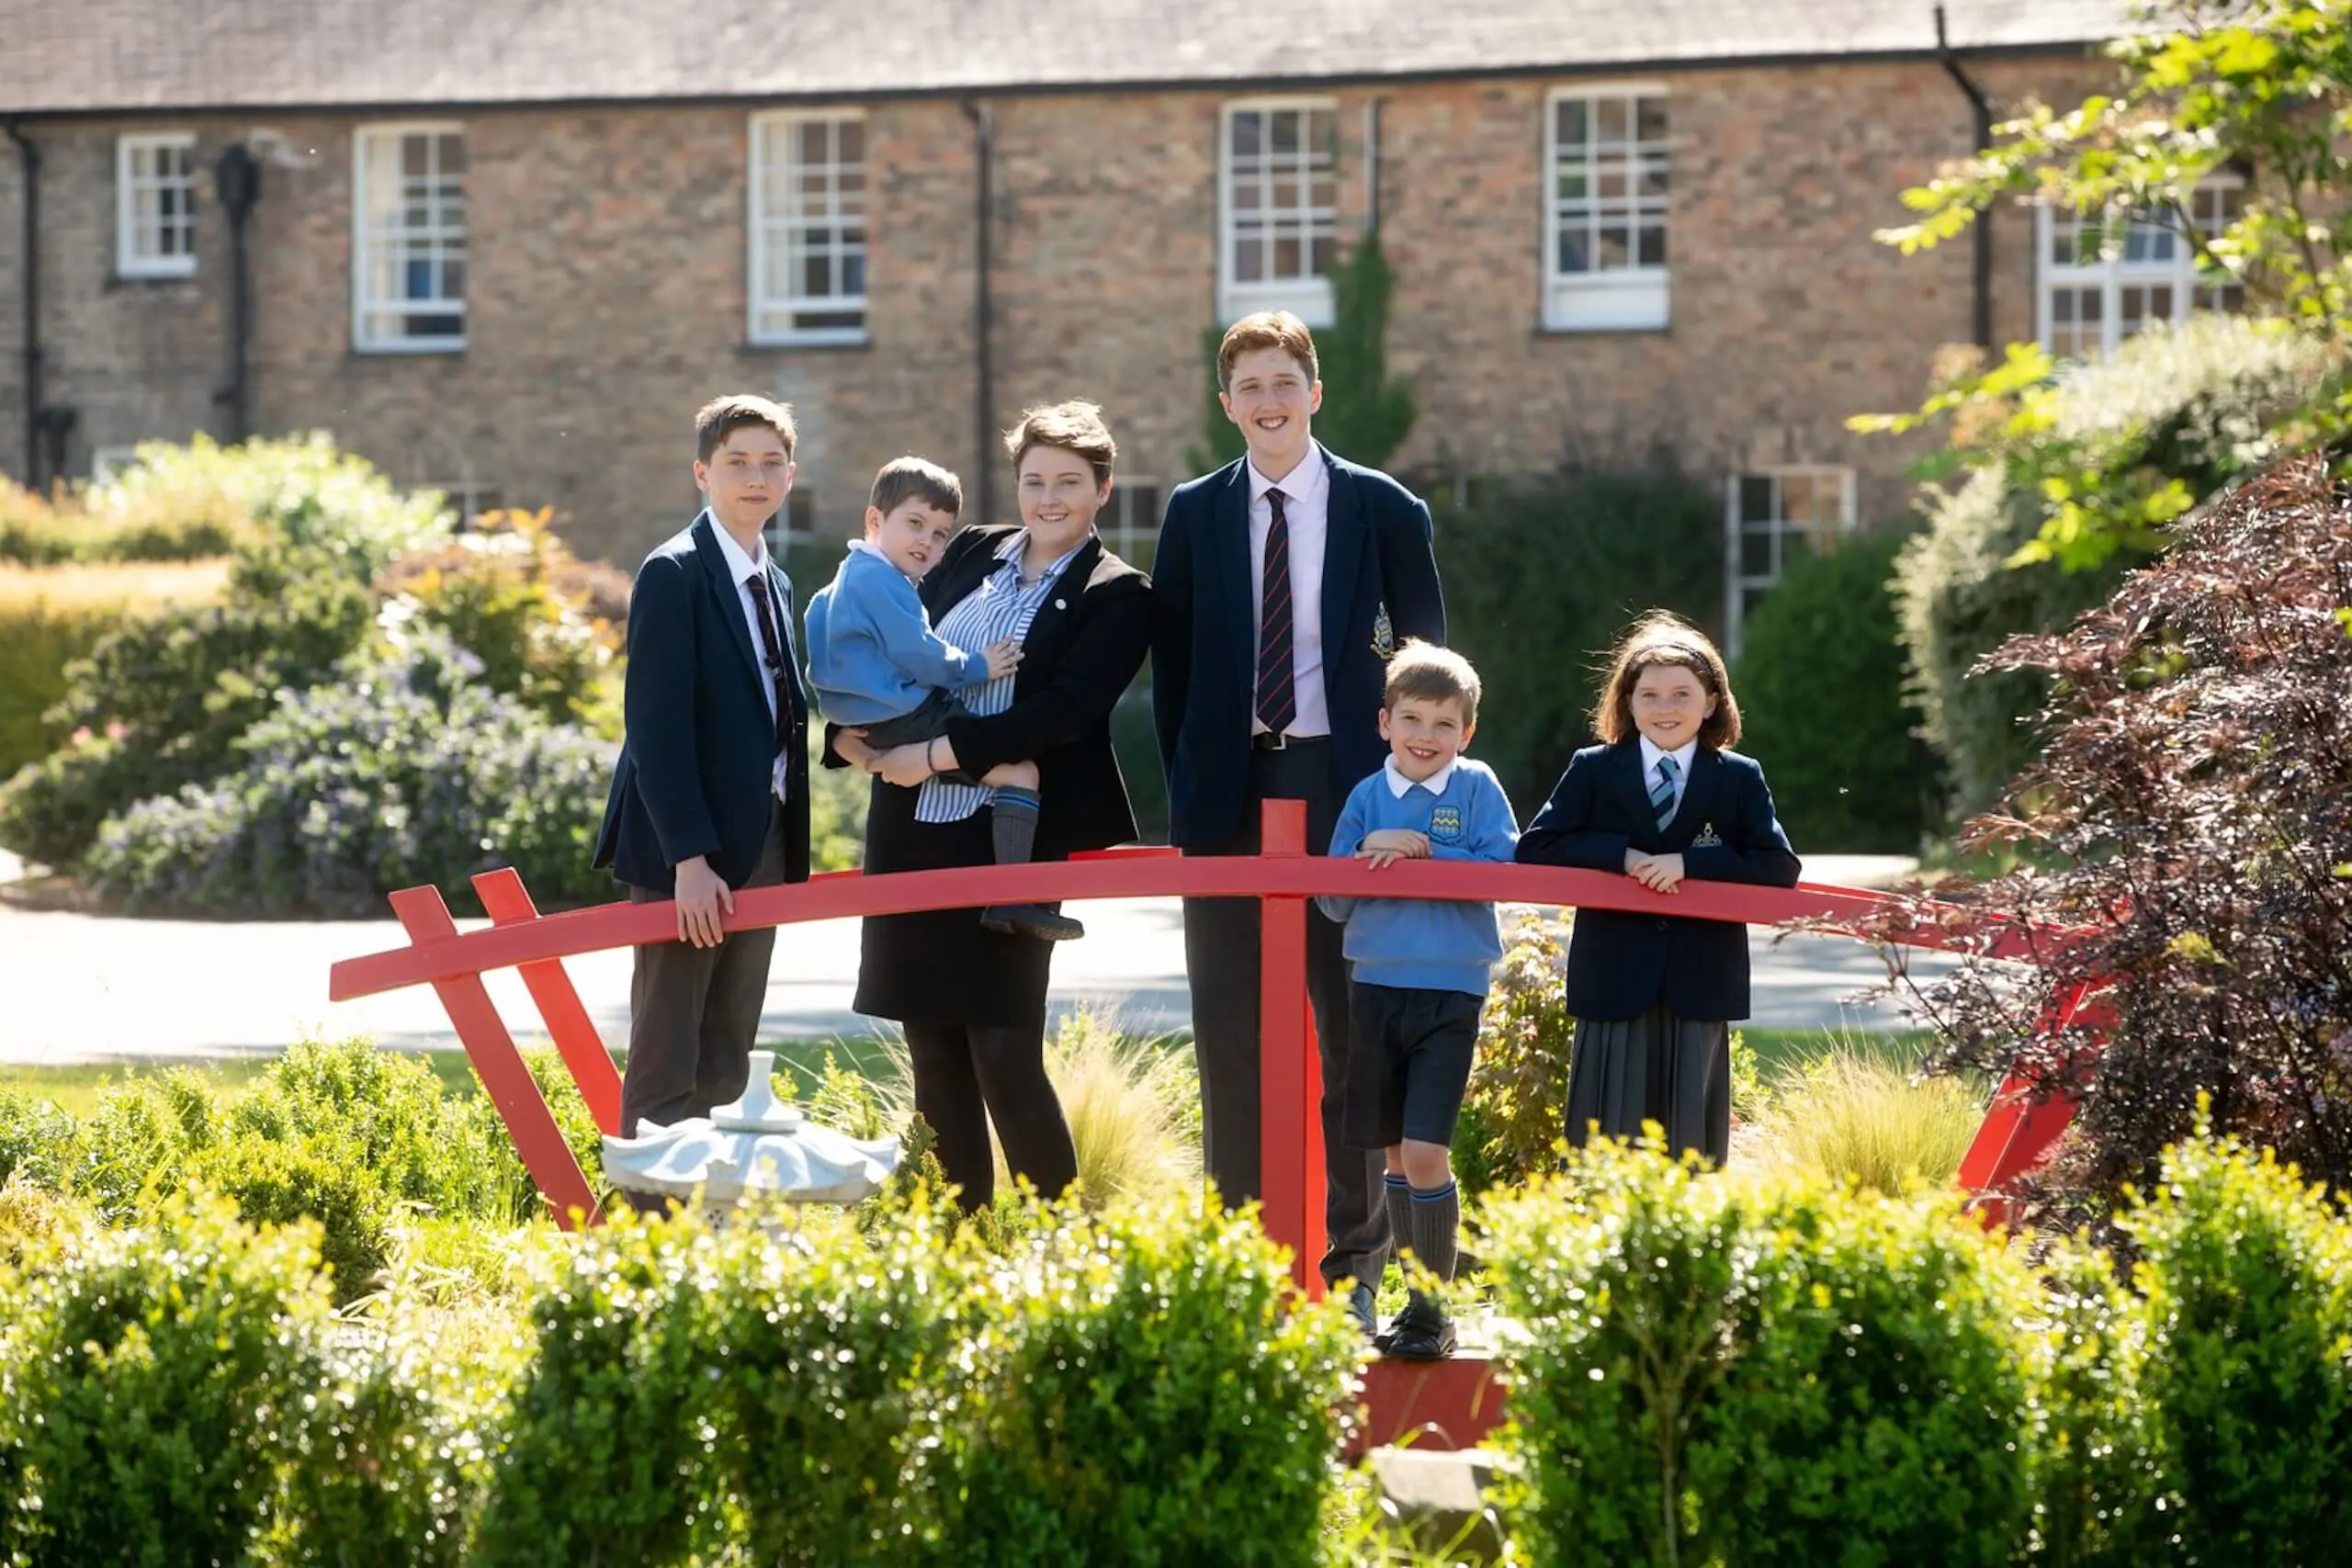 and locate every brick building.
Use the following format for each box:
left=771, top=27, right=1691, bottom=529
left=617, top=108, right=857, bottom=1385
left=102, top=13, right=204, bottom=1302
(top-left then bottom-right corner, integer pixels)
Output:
left=3, top=0, right=2156, bottom=645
